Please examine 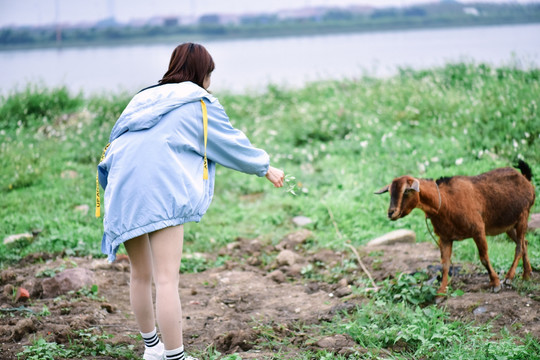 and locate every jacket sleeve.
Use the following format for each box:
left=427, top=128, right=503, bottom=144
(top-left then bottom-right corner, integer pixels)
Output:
left=204, top=99, right=269, bottom=177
